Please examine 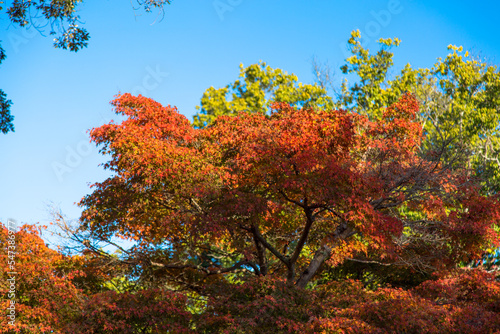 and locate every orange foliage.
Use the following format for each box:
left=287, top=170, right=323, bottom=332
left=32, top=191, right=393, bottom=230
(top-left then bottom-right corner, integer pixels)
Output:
left=0, top=223, right=82, bottom=333
left=65, top=289, right=193, bottom=333
left=6, top=93, right=498, bottom=332
left=200, top=271, right=500, bottom=333
left=80, top=93, right=499, bottom=288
